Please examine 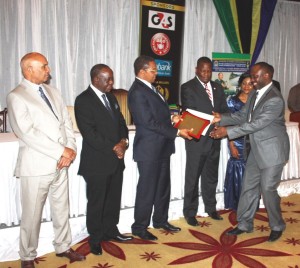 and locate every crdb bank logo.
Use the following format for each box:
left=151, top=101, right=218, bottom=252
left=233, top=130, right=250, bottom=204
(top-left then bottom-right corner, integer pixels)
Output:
left=155, top=60, right=172, bottom=77
left=148, top=10, right=175, bottom=31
